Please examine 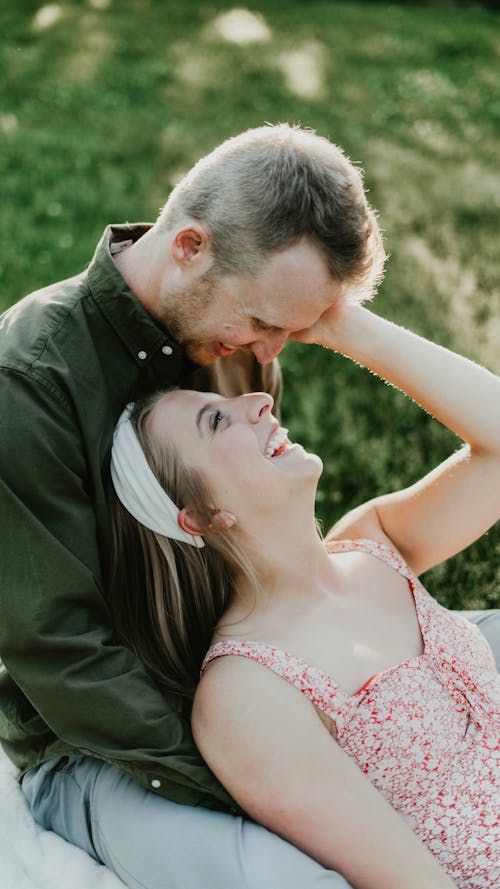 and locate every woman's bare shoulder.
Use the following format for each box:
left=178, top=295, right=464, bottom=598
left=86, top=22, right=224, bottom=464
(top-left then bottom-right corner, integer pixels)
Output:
left=324, top=498, right=395, bottom=550
left=194, top=650, right=283, bottom=719
left=193, top=650, right=320, bottom=753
